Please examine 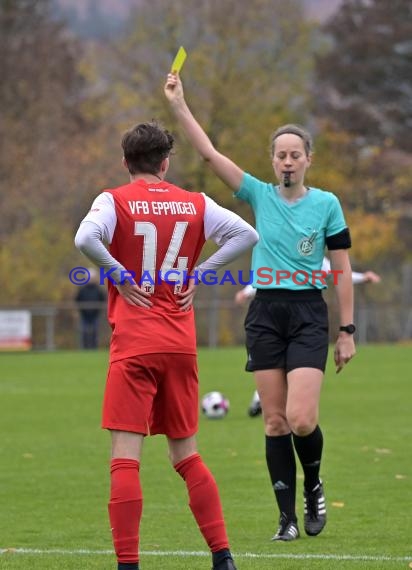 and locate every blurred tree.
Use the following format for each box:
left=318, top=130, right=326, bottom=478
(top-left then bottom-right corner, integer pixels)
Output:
left=0, top=218, right=77, bottom=302
left=96, top=0, right=315, bottom=214
left=4, top=0, right=410, bottom=308
left=310, top=0, right=412, bottom=262
left=314, top=0, right=412, bottom=151
left=0, top=0, right=84, bottom=236
left=91, top=0, right=407, bottom=282
left=306, top=120, right=407, bottom=263
left=345, top=210, right=400, bottom=265
left=84, top=0, right=317, bottom=301
left=0, top=0, right=111, bottom=302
